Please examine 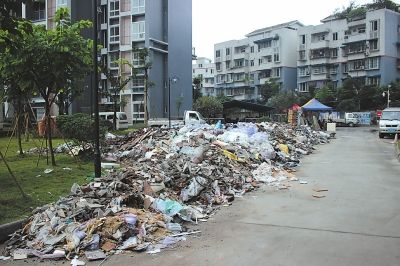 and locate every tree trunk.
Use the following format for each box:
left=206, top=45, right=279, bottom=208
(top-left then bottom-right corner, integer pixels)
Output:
left=144, top=70, right=149, bottom=127
left=113, top=91, right=117, bottom=130
left=58, top=94, right=65, bottom=115
left=15, top=100, right=23, bottom=156
left=45, top=100, right=56, bottom=166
